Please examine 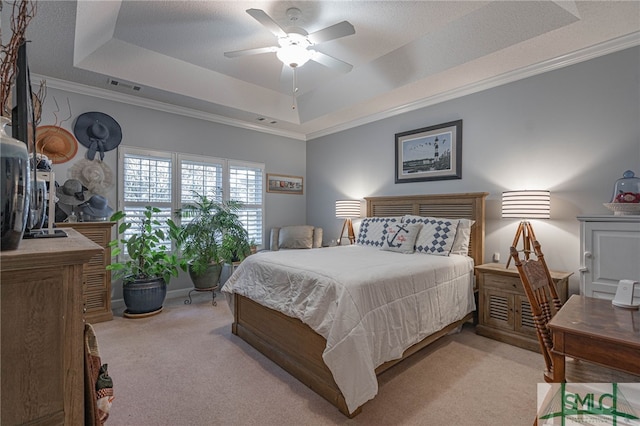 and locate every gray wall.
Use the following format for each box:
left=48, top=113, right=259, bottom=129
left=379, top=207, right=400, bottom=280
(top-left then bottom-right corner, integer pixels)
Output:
left=40, top=46, right=639, bottom=303
left=307, top=46, right=640, bottom=294
left=40, top=88, right=307, bottom=302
